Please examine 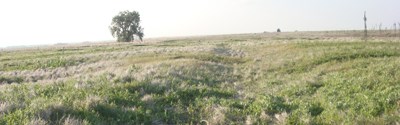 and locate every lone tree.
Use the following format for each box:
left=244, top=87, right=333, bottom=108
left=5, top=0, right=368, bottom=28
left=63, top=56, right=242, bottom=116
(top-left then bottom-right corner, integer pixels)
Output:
left=110, top=10, right=144, bottom=42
